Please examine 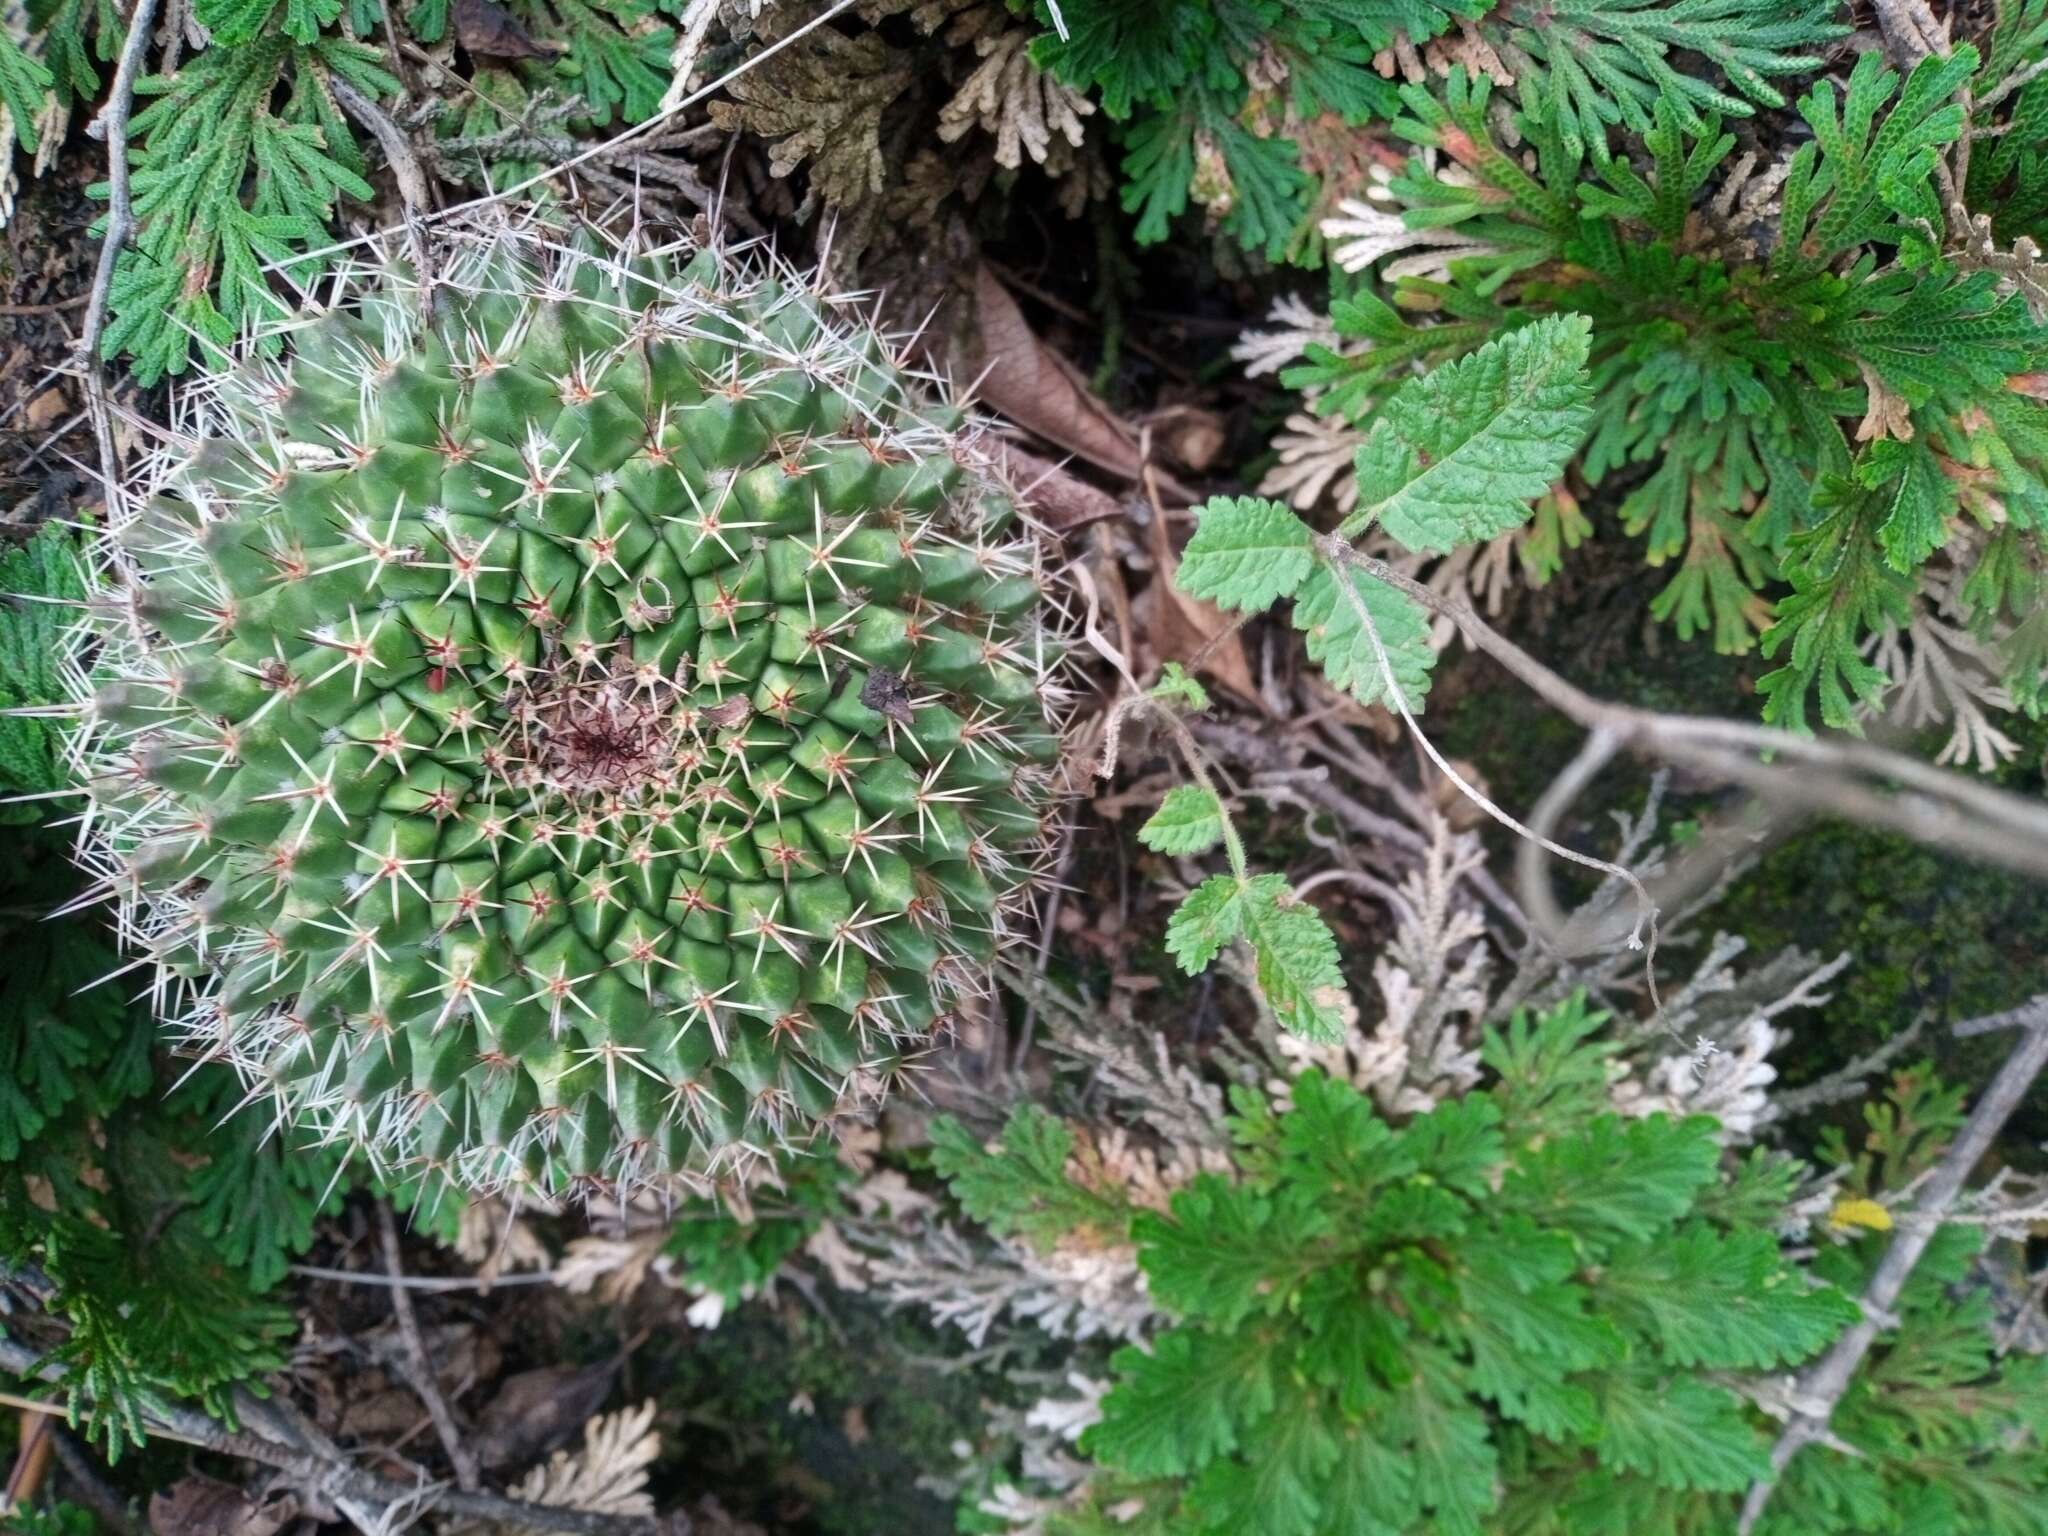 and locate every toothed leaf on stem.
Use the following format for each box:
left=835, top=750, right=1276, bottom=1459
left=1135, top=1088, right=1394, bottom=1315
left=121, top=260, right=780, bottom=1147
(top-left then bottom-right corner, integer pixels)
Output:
left=1178, top=496, right=1317, bottom=613
left=1140, top=784, right=1228, bottom=856
left=1150, top=661, right=1211, bottom=711
left=1240, top=883, right=1348, bottom=1043
left=1166, top=872, right=1278, bottom=974
left=1350, top=314, right=1595, bottom=554
left=1291, top=558, right=1435, bottom=712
